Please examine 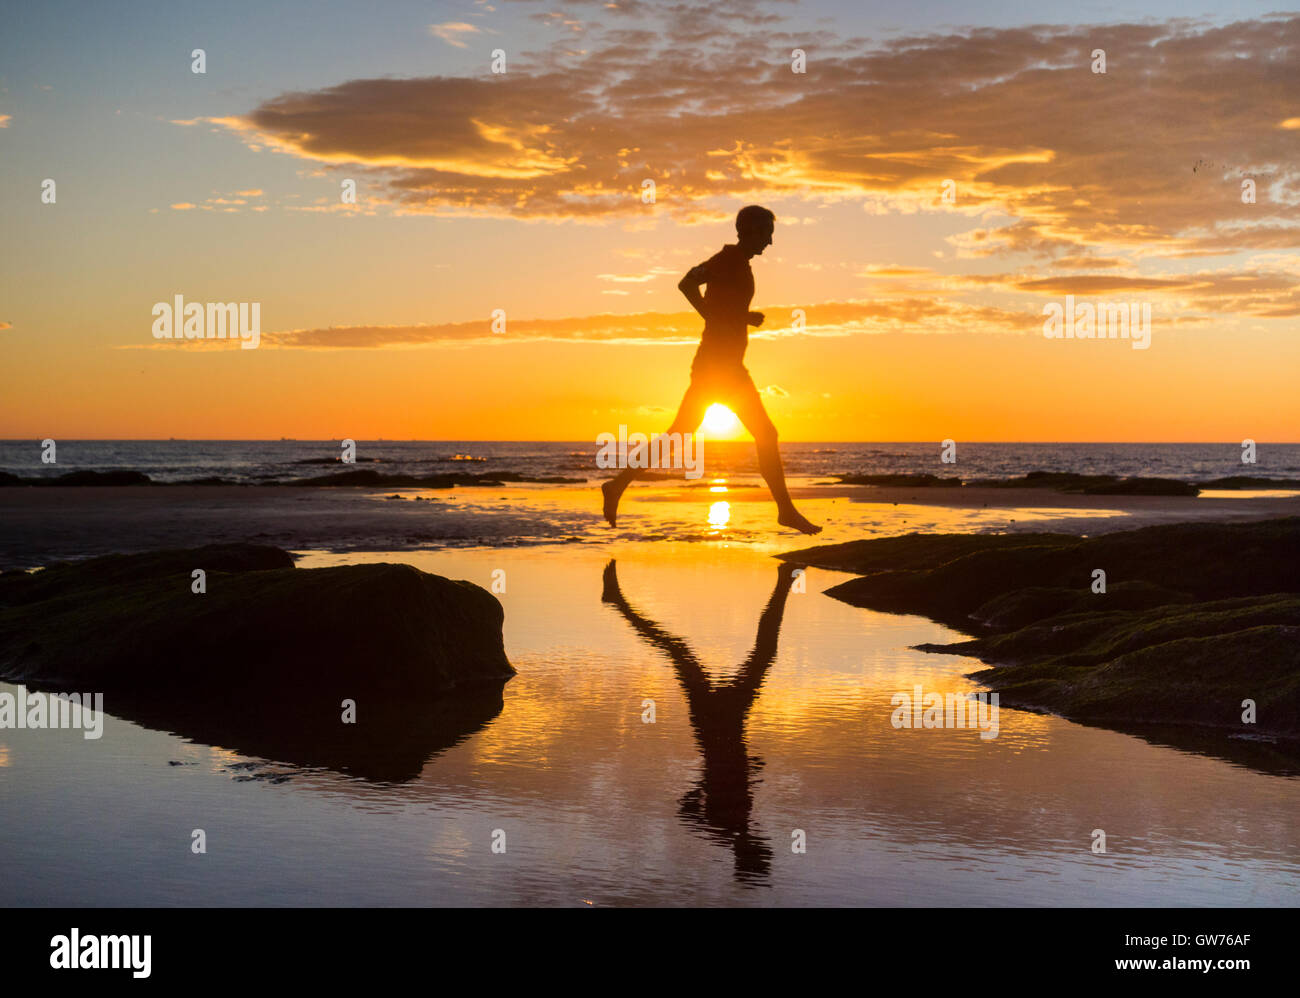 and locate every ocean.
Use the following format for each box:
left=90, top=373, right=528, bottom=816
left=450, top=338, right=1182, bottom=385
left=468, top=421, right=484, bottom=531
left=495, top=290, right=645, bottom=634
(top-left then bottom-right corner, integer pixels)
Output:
left=3, top=440, right=1297, bottom=485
